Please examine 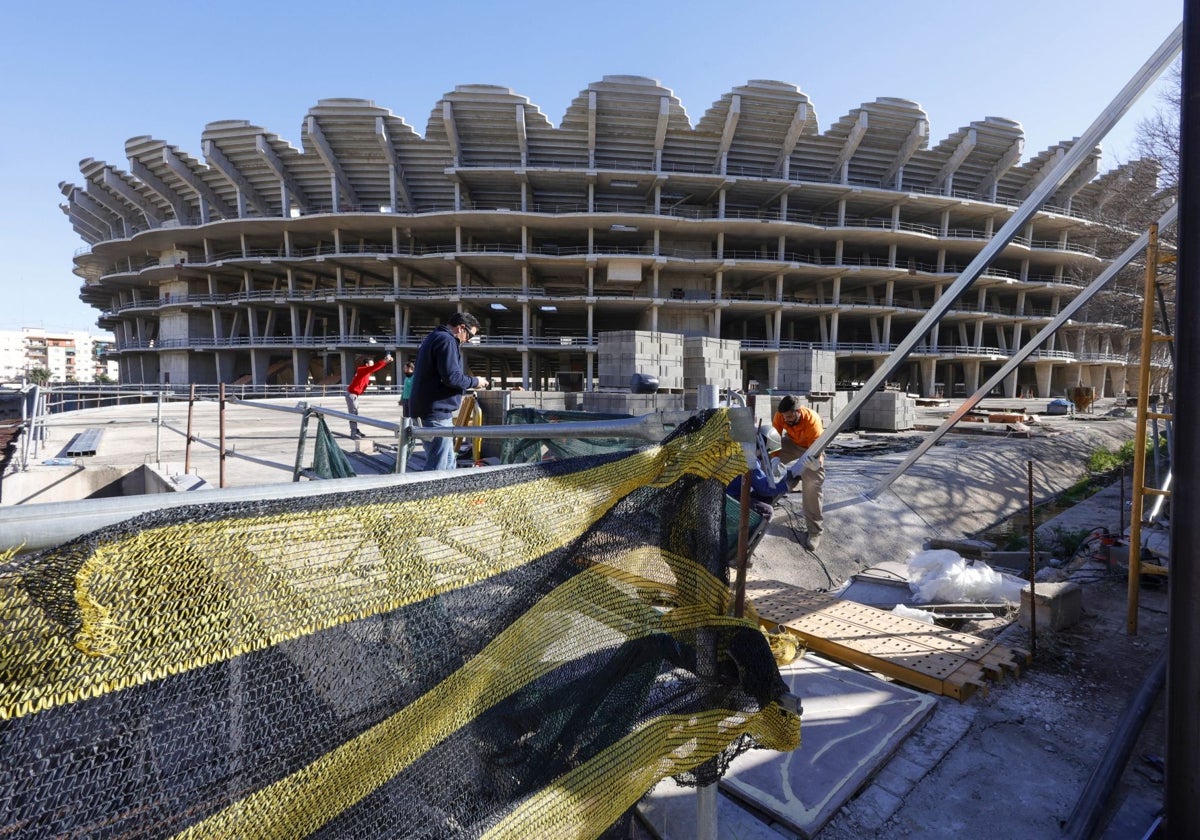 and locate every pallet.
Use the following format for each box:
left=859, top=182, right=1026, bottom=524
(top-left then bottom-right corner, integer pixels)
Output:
left=747, top=580, right=1029, bottom=701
